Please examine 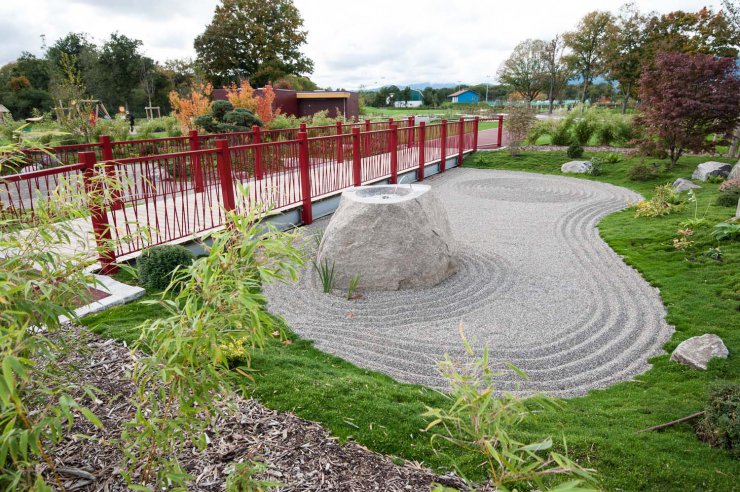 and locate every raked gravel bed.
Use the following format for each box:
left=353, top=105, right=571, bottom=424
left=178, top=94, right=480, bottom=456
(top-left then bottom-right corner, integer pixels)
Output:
left=264, top=168, right=675, bottom=397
